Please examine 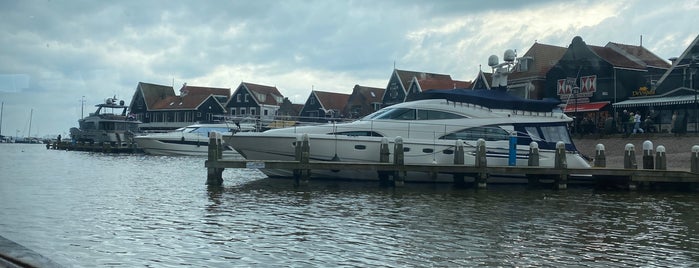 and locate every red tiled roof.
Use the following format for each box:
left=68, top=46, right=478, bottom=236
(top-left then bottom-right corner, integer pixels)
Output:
left=243, top=82, right=283, bottom=105
left=313, top=90, right=350, bottom=111
left=417, top=78, right=471, bottom=91
left=353, top=85, right=384, bottom=102
left=179, top=85, right=230, bottom=96
left=395, top=69, right=452, bottom=90
left=605, top=42, right=671, bottom=69
left=590, top=45, right=646, bottom=70
left=150, top=94, right=216, bottom=110
left=136, top=82, right=175, bottom=110
left=509, top=42, right=567, bottom=80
